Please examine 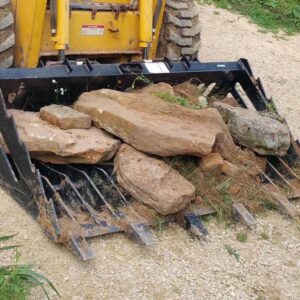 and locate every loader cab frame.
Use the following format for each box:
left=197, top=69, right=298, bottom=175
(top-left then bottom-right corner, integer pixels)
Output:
left=10, top=0, right=166, bottom=67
